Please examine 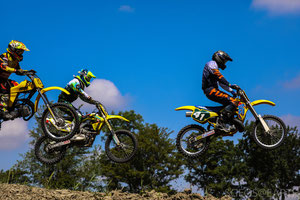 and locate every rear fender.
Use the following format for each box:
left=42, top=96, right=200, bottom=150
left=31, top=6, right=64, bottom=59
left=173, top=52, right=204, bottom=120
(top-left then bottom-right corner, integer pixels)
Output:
left=34, top=86, right=70, bottom=112
left=175, top=106, right=196, bottom=111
